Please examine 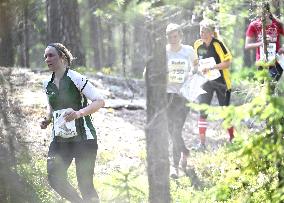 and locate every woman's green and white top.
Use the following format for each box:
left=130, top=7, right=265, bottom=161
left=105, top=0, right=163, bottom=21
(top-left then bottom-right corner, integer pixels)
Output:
left=43, top=68, right=103, bottom=142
